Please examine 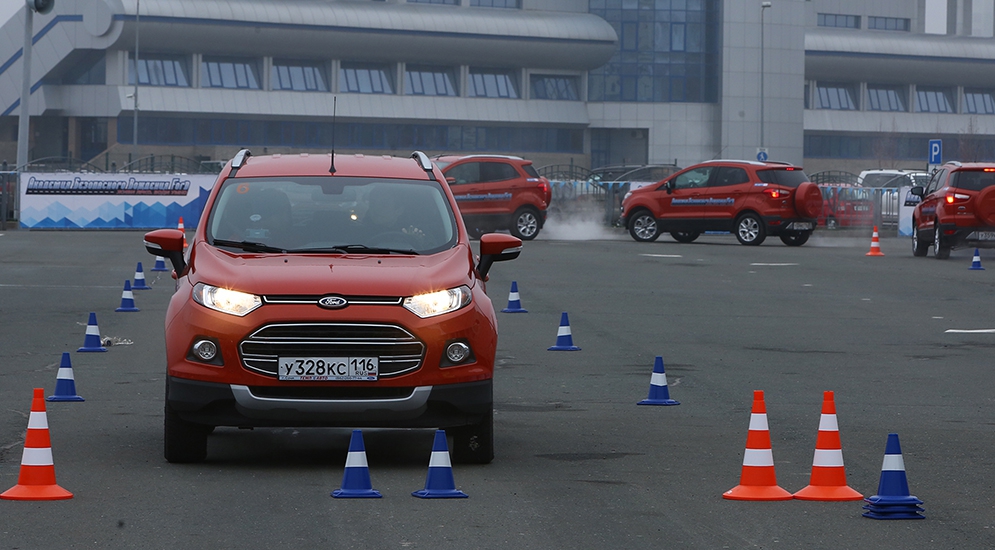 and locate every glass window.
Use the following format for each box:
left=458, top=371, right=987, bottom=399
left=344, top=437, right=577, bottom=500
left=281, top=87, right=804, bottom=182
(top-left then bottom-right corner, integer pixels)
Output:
left=757, top=168, right=810, bottom=188
left=471, top=0, right=520, bottom=6
left=445, top=163, right=480, bottom=185
left=916, top=87, right=955, bottom=113
left=867, top=16, right=910, bottom=31
left=479, top=162, right=518, bottom=182
left=272, top=60, right=327, bottom=92
left=407, top=0, right=458, bottom=4
left=711, top=167, right=749, bottom=187
left=340, top=63, right=395, bottom=94
left=201, top=57, right=260, bottom=89
left=672, top=167, right=713, bottom=189
left=817, top=13, right=860, bottom=29
left=468, top=69, right=519, bottom=99
left=964, top=89, right=995, bottom=114
left=129, top=54, right=189, bottom=87
left=530, top=75, right=579, bottom=100
left=816, top=82, right=858, bottom=110
left=405, top=65, right=458, bottom=96
left=867, top=85, right=906, bottom=112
